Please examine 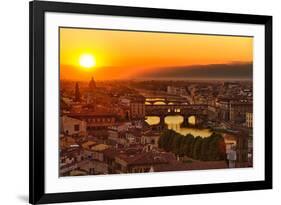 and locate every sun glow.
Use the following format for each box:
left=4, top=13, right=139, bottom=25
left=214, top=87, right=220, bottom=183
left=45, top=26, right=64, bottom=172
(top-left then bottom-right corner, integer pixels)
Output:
left=79, top=54, right=96, bottom=69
